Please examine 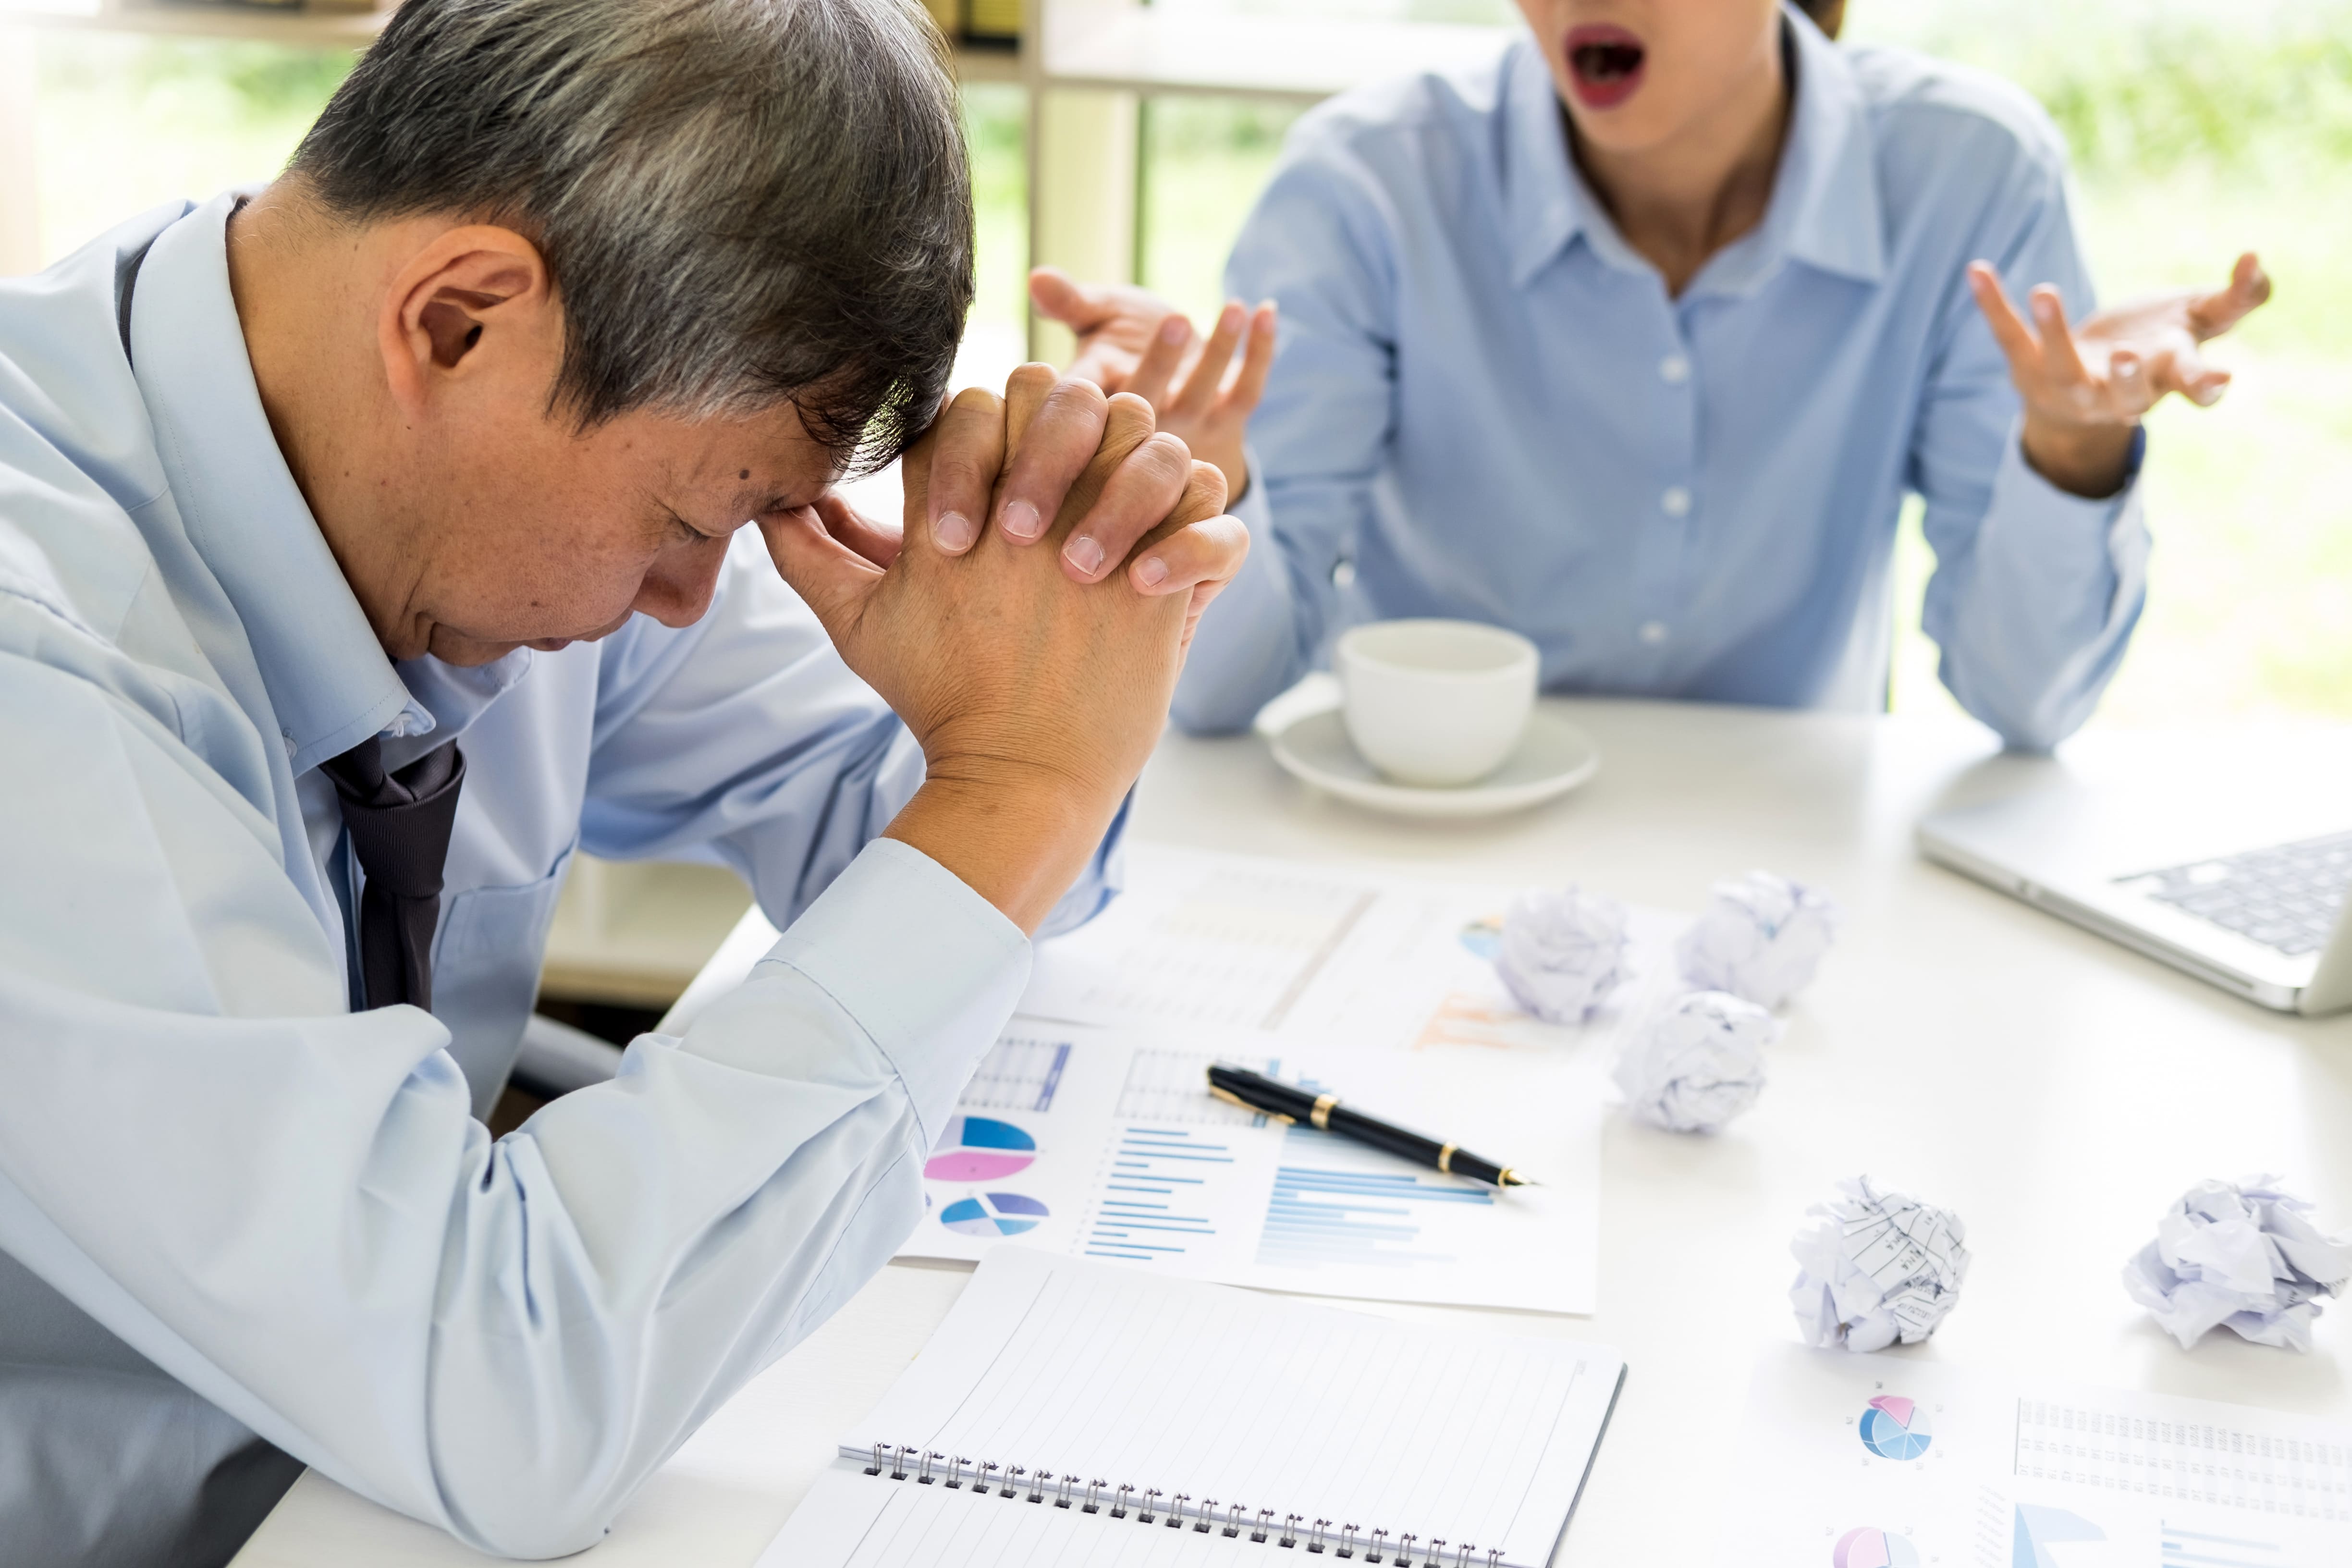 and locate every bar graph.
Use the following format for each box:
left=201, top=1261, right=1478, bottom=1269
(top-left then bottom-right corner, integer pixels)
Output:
left=1255, top=1133, right=1495, bottom=1272
left=1082, top=1127, right=1237, bottom=1263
